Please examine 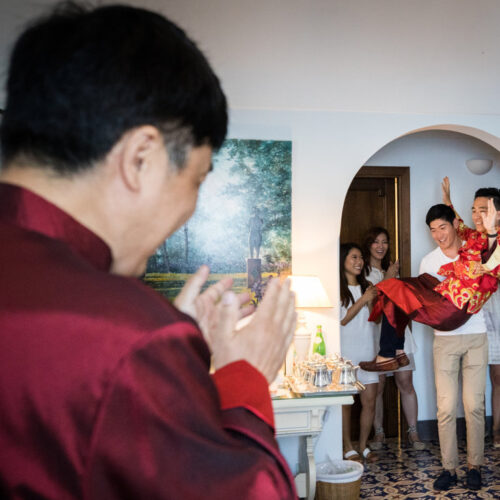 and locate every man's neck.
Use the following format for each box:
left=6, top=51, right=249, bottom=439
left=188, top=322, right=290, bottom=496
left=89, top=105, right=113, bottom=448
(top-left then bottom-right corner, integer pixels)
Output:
left=440, top=239, right=462, bottom=259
